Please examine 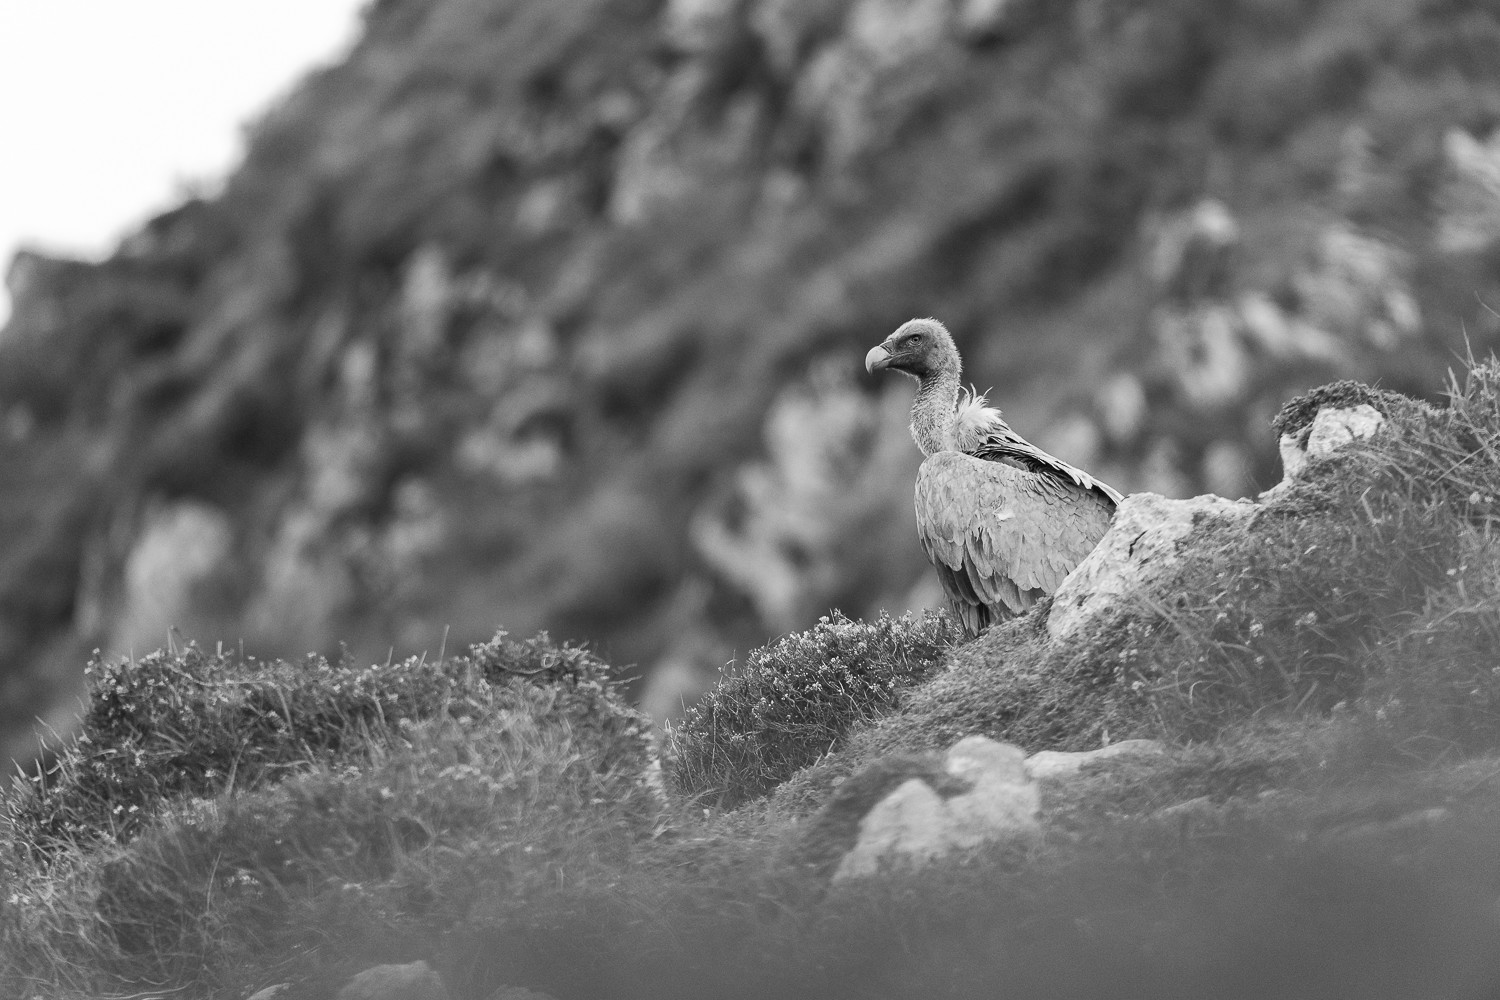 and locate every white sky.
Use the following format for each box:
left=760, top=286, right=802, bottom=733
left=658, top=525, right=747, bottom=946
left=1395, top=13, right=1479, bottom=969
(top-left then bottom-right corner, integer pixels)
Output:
left=0, top=1, right=368, bottom=323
